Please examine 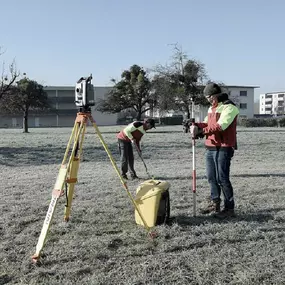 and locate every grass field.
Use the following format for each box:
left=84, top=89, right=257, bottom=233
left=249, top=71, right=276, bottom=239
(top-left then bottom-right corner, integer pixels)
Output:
left=1, top=125, right=285, bottom=285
